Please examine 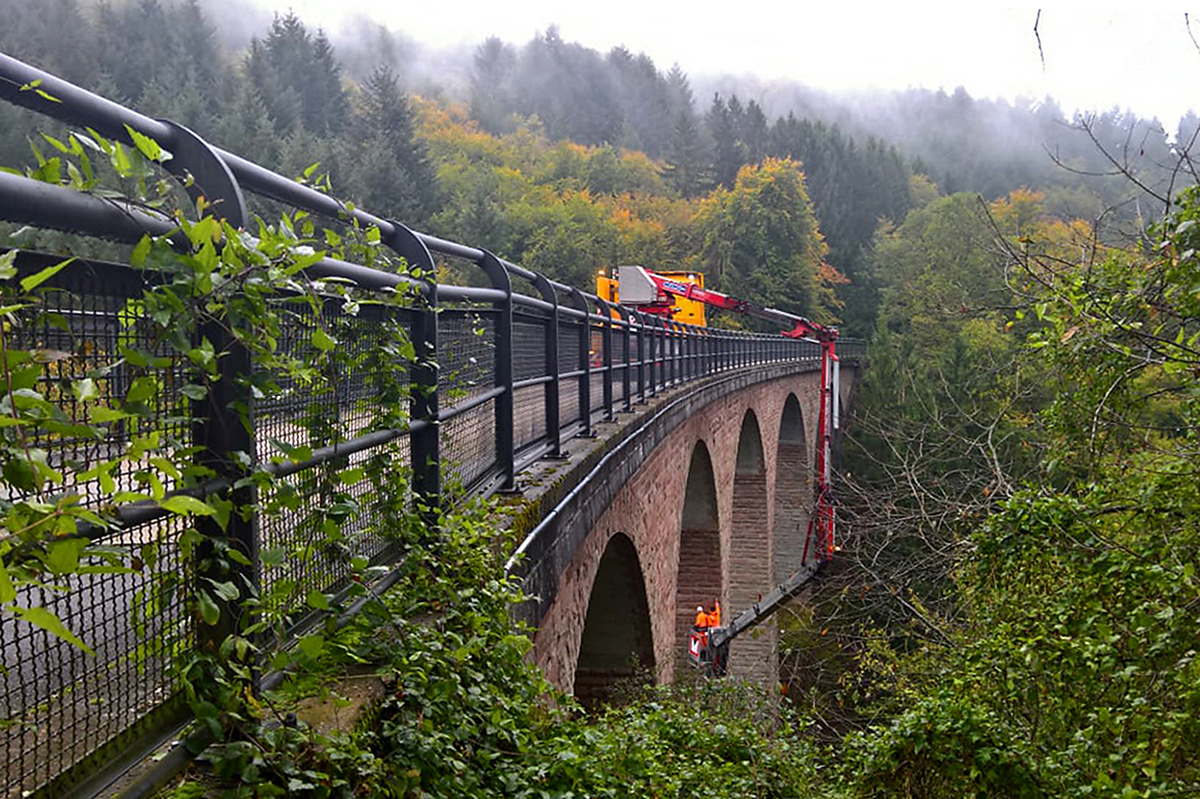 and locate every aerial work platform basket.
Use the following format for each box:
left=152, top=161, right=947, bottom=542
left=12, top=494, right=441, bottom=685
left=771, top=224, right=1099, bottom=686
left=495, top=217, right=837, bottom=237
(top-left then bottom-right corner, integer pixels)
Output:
left=687, top=628, right=728, bottom=676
